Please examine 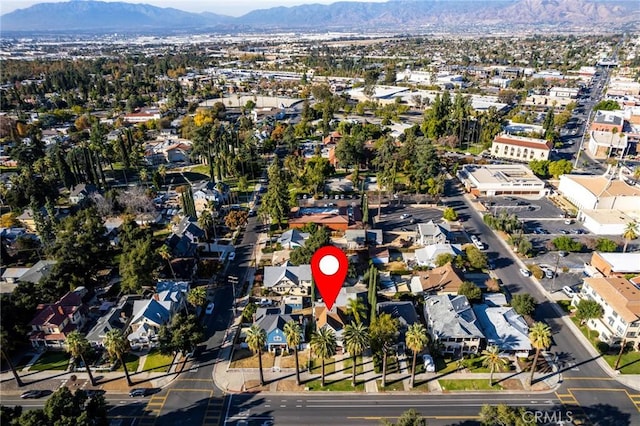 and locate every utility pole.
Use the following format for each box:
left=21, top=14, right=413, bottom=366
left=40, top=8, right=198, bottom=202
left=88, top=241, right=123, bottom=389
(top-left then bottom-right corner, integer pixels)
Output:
left=552, top=253, right=561, bottom=291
